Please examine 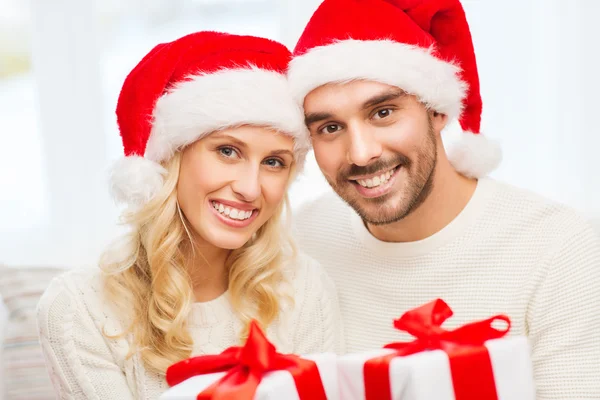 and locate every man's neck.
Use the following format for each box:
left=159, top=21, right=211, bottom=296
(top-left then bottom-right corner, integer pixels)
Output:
left=367, top=166, right=477, bottom=243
